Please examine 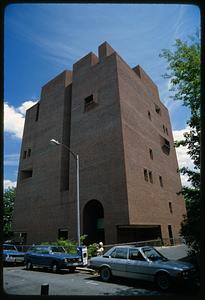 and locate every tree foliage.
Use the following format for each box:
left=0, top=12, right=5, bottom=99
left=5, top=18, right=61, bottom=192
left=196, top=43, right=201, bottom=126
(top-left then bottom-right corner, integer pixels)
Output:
left=3, top=187, right=16, bottom=239
left=160, top=32, right=200, bottom=253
